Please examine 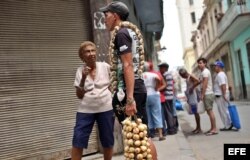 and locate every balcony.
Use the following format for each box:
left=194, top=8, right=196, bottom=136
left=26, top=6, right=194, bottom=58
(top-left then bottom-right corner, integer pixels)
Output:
left=218, top=2, right=250, bottom=41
